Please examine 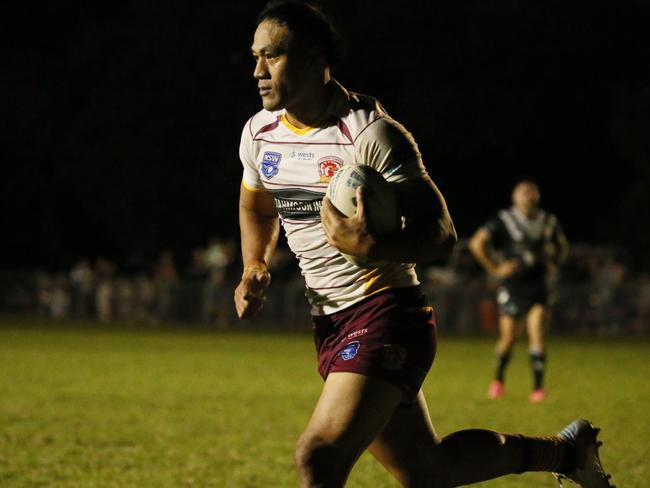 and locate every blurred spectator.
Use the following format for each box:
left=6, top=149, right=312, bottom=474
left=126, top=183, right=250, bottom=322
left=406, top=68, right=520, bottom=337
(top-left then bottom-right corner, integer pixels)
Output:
left=115, top=277, right=136, bottom=322
left=202, top=238, right=236, bottom=325
left=134, top=273, right=156, bottom=322
left=263, top=245, right=301, bottom=325
left=33, top=271, right=71, bottom=320
left=34, top=271, right=53, bottom=316
left=187, top=247, right=209, bottom=282
left=154, top=250, right=178, bottom=322
left=50, top=273, right=70, bottom=319
left=179, top=247, right=208, bottom=322
left=69, top=258, right=95, bottom=318
left=2, top=243, right=647, bottom=333
left=95, top=258, right=116, bottom=322
left=594, top=256, right=629, bottom=334
left=634, top=273, right=650, bottom=334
